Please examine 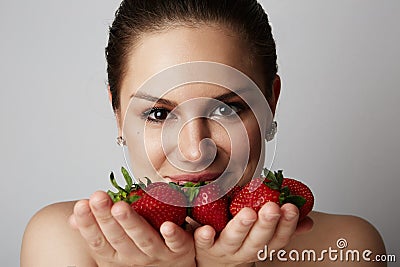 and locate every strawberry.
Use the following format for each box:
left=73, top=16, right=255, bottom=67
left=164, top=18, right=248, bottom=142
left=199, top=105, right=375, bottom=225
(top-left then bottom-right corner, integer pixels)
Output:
left=230, top=169, right=314, bottom=220
left=185, top=182, right=229, bottom=233
left=227, top=185, right=242, bottom=201
left=281, top=178, right=314, bottom=220
left=229, top=176, right=281, bottom=217
left=107, top=167, right=187, bottom=230
left=132, top=182, right=187, bottom=229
